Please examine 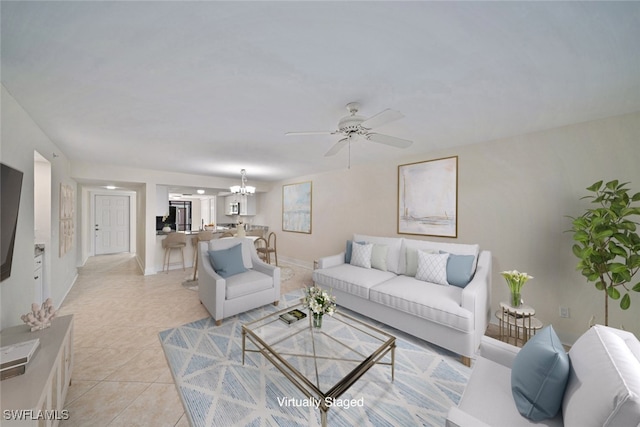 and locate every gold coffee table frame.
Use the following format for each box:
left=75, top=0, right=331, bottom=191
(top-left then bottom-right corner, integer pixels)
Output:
left=242, top=301, right=396, bottom=426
